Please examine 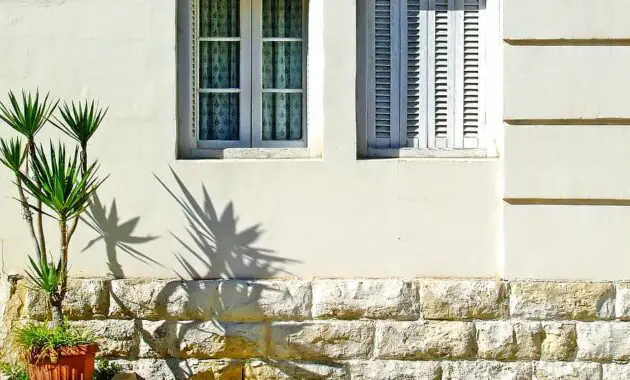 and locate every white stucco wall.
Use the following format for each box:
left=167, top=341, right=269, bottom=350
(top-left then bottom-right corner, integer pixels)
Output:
left=0, top=0, right=501, bottom=279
